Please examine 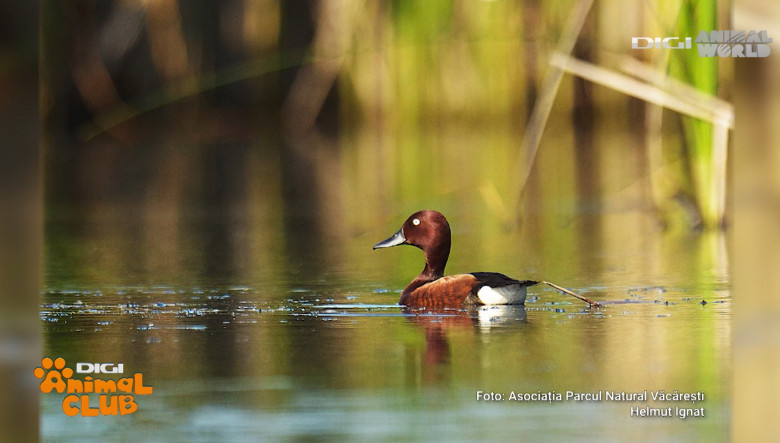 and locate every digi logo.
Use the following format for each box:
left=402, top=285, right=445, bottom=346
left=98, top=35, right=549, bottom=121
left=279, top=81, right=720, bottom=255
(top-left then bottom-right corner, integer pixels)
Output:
left=34, top=357, right=153, bottom=417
